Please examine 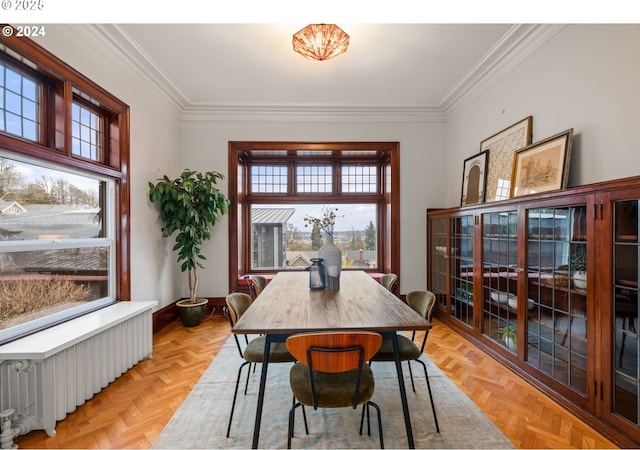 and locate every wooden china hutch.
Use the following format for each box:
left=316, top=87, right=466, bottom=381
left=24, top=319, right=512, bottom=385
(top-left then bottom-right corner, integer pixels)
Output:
left=427, top=174, right=640, bottom=448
